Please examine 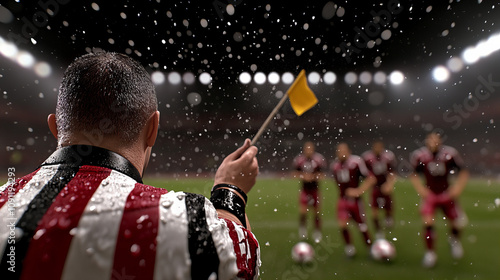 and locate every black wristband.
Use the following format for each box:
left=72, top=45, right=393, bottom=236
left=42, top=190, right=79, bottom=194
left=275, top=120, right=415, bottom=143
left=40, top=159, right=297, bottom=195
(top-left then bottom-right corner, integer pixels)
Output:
left=212, top=184, right=248, bottom=204
left=210, top=188, right=247, bottom=228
